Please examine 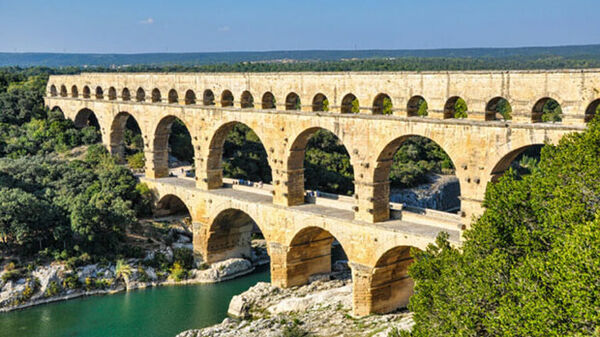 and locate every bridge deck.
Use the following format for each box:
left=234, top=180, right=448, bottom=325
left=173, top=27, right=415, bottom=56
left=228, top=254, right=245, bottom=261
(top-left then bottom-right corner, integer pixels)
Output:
left=148, top=176, right=462, bottom=243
